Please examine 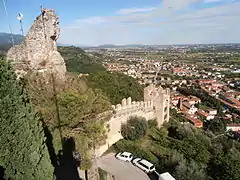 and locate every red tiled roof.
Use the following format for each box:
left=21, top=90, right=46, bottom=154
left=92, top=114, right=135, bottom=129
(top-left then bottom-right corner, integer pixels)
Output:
left=182, top=102, right=191, bottom=109
left=198, top=79, right=216, bottom=84
left=227, top=124, right=240, bottom=127
left=197, top=110, right=211, bottom=117
left=226, top=97, right=240, bottom=106
left=185, top=116, right=203, bottom=127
